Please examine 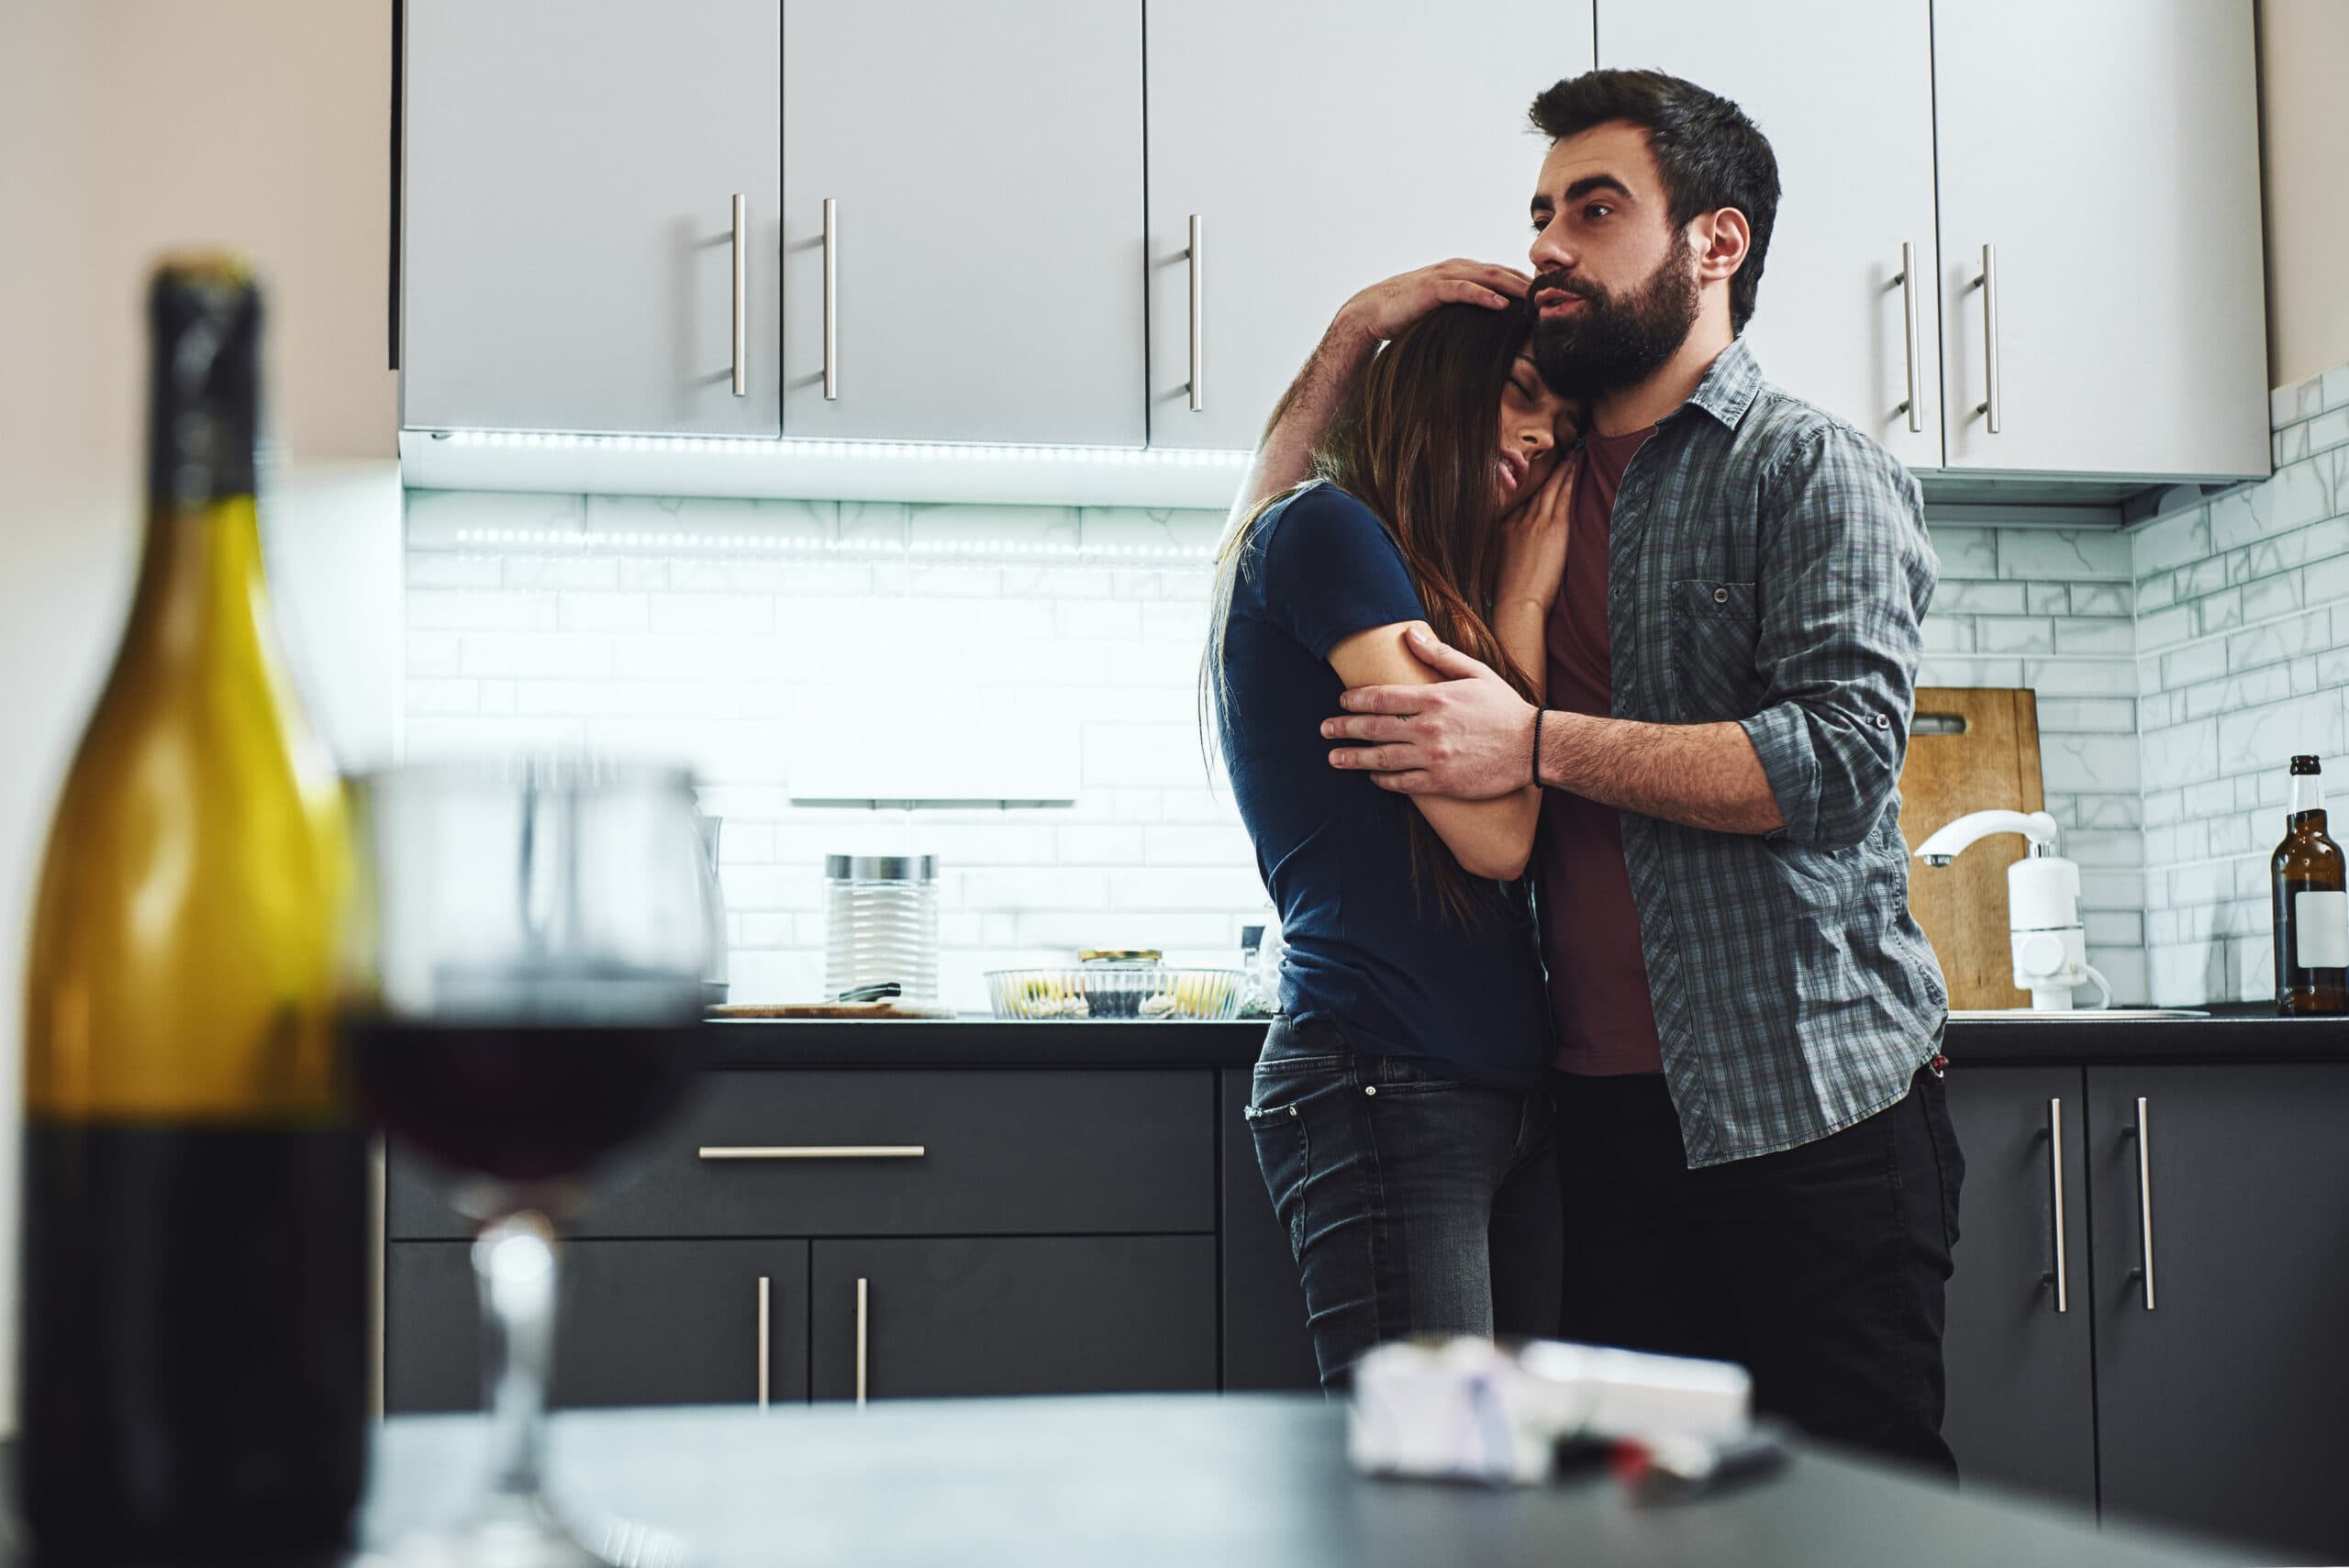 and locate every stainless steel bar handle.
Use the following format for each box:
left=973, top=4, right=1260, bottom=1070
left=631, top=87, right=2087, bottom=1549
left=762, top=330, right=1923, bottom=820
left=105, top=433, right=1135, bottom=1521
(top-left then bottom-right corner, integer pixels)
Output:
left=2046, top=1098, right=2068, bottom=1315
left=730, top=194, right=749, bottom=398
left=697, top=1145, right=926, bottom=1161
left=854, top=1277, right=869, bottom=1407
left=1187, top=214, right=1205, bottom=413
left=1896, top=241, right=1923, bottom=434
left=822, top=196, right=840, bottom=401
left=1976, top=242, right=2001, bottom=433
left=756, top=1274, right=771, bottom=1409
left=2133, top=1096, right=2156, bottom=1310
